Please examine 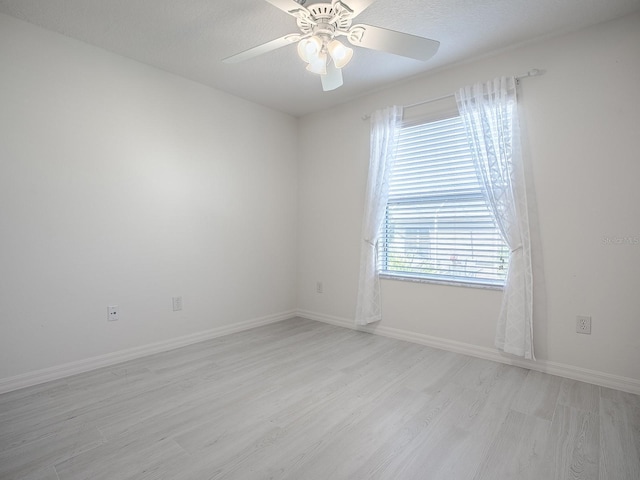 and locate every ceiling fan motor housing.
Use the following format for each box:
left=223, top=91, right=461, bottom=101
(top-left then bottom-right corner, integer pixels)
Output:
left=296, top=2, right=354, bottom=43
